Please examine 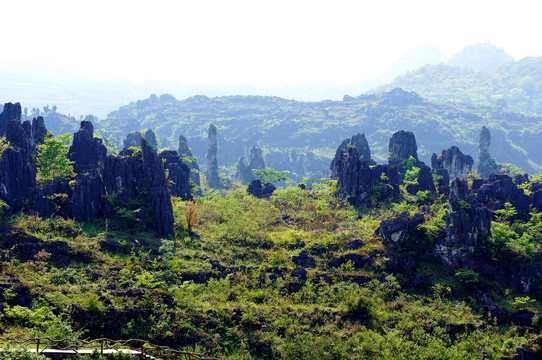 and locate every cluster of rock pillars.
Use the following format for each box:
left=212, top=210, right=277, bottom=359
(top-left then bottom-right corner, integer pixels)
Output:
left=1, top=101, right=541, bottom=295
